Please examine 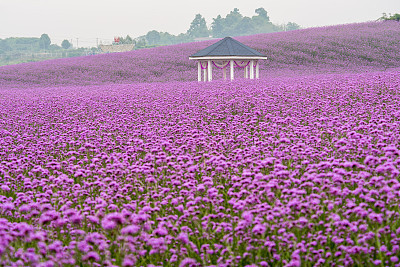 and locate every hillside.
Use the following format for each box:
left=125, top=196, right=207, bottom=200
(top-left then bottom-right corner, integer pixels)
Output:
left=1, top=21, right=400, bottom=88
